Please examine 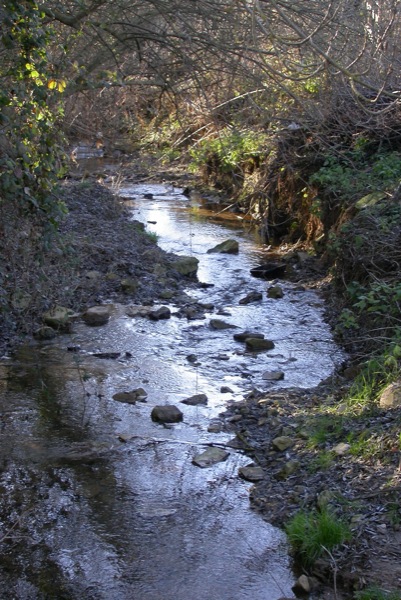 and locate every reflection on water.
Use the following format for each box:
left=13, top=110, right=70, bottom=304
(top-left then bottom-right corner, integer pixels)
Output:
left=0, top=183, right=344, bottom=599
